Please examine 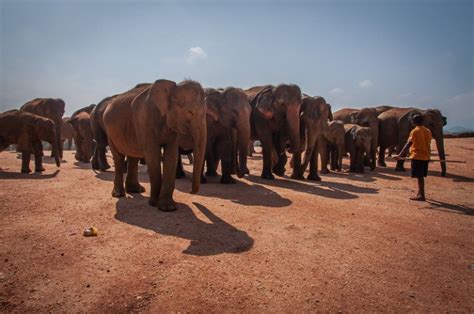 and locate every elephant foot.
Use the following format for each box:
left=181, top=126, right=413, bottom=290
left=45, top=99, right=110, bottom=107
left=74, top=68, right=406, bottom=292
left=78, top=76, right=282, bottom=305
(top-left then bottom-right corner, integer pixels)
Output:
left=273, top=168, right=285, bottom=177
left=21, top=168, right=32, bottom=173
left=201, top=176, right=207, bottom=184
left=148, top=197, right=158, bottom=207
left=205, top=170, right=218, bottom=177
left=125, top=183, right=145, bottom=194
left=290, top=172, right=304, bottom=180
left=307, top=173, right=321, bottom=181
left=441, top=171, right=446, bottom=177
left=112, top=187, right=126, bottom=198
left=244, top=167, right=250, bottom=174
left=35, top=167, right=45, bottom=172
left=378, top=161, right=387, bottom=167
left=158, top=199, right=177, bottom=212
left=395, top=166, right=406, bottom=172
left=320, top=168, right=330, bottom=174
left=220, top=176, right=236, bottom=184
left=261, top=172, right=275, bottom=180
